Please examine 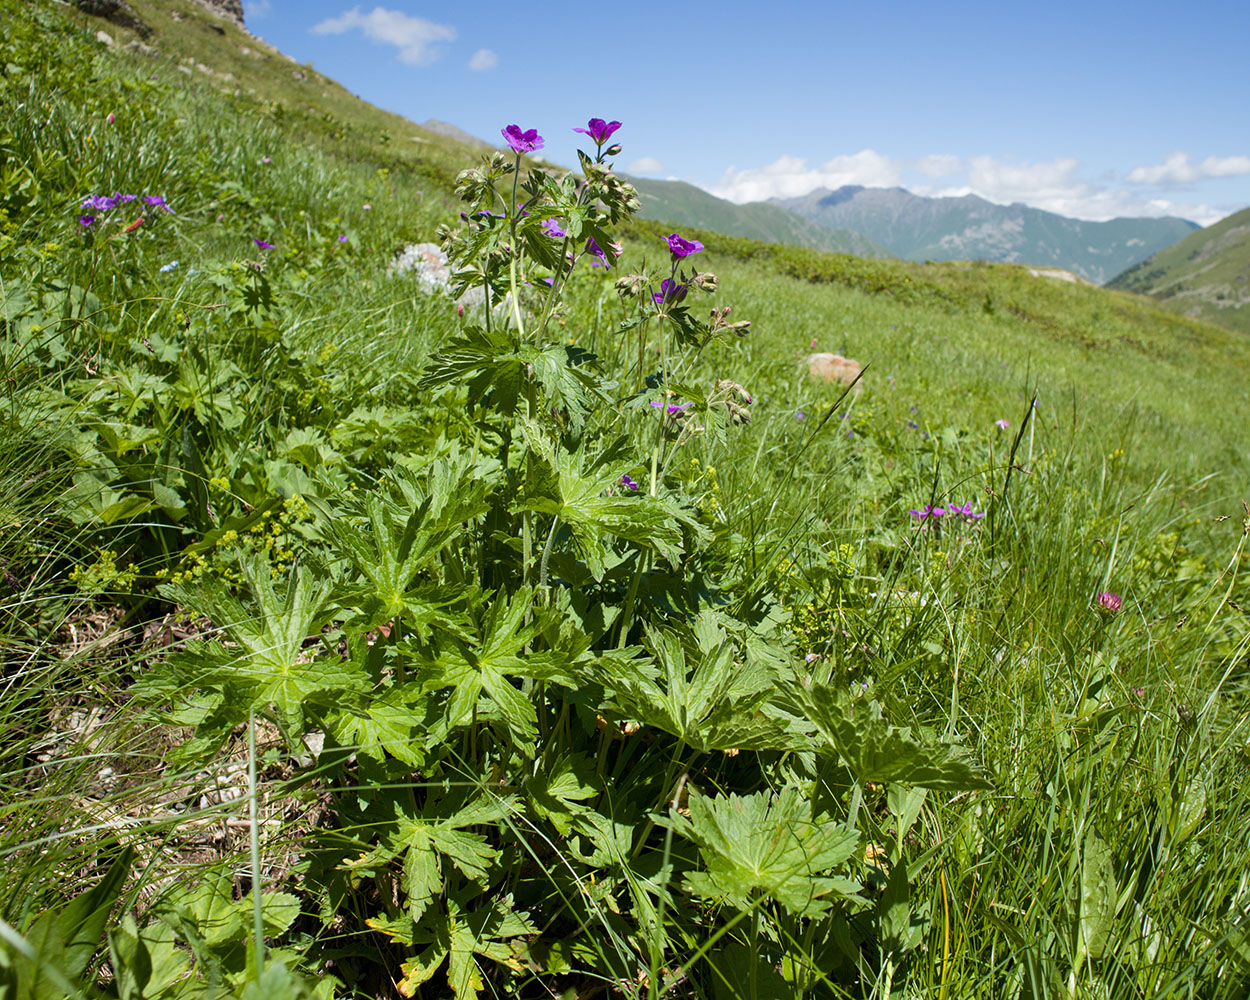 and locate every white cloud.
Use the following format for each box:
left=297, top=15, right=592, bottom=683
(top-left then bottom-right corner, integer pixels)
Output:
left=243, top=0, right=272, bottom=17
left=1126, top=152, right=1250, bottom=185
left=709, top=150, right=902, bottom=203
left=962, top=155, right=1088, bottom=209
left=310, top=6, right=456, bottom=66
left=627, top=156, right=665, bottom=176
left=693, top=148, right=1236, bottom=226
left=914, top=154, right=962, bottom=177
left=467, top=48, right=497, bottom=71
